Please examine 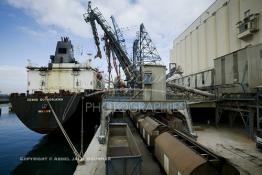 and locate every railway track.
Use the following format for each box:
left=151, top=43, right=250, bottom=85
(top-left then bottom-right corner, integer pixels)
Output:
left=217, top=144, right=262, bottom=167
left=213, top=143, right=262, bottom=175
